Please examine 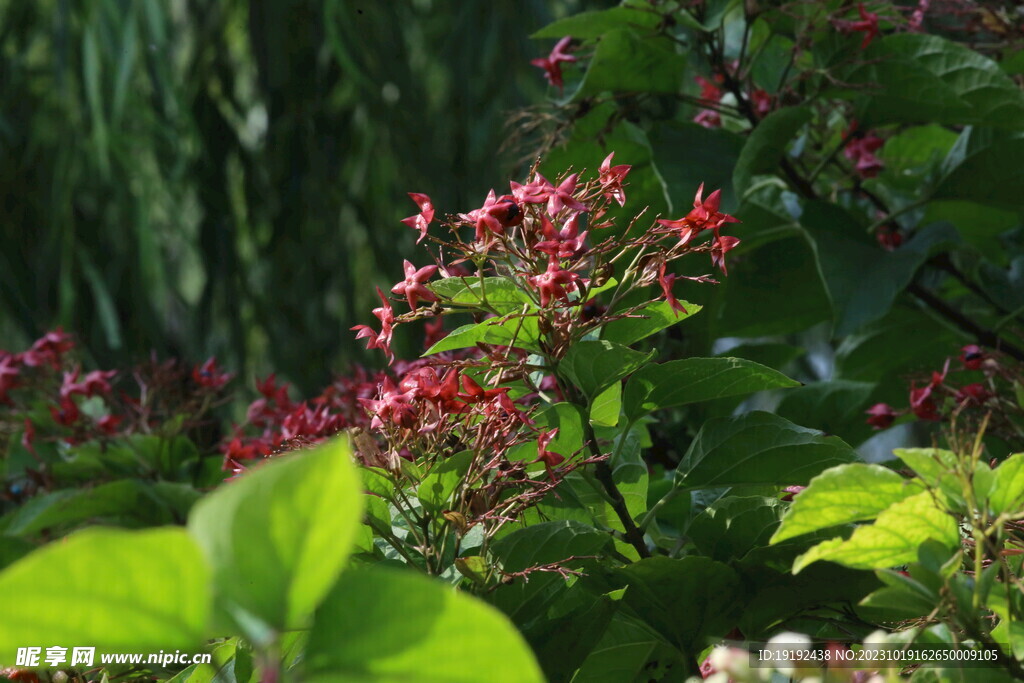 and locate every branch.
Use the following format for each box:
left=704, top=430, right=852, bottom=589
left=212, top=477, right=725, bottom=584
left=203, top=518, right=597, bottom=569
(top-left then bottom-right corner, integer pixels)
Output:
left=908, top=283, right=1024, bottom=362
